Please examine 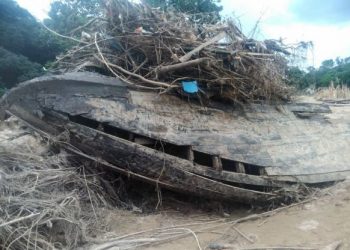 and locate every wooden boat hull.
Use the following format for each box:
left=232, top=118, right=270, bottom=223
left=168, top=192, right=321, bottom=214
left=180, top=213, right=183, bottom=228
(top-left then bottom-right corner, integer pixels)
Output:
left=2, top=73, right=350, bottom=203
